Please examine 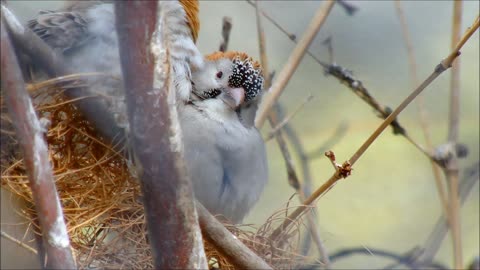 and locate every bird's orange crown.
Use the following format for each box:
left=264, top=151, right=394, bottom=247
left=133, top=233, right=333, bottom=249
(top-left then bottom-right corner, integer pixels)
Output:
left=205, top=51, right=263, bottom=76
